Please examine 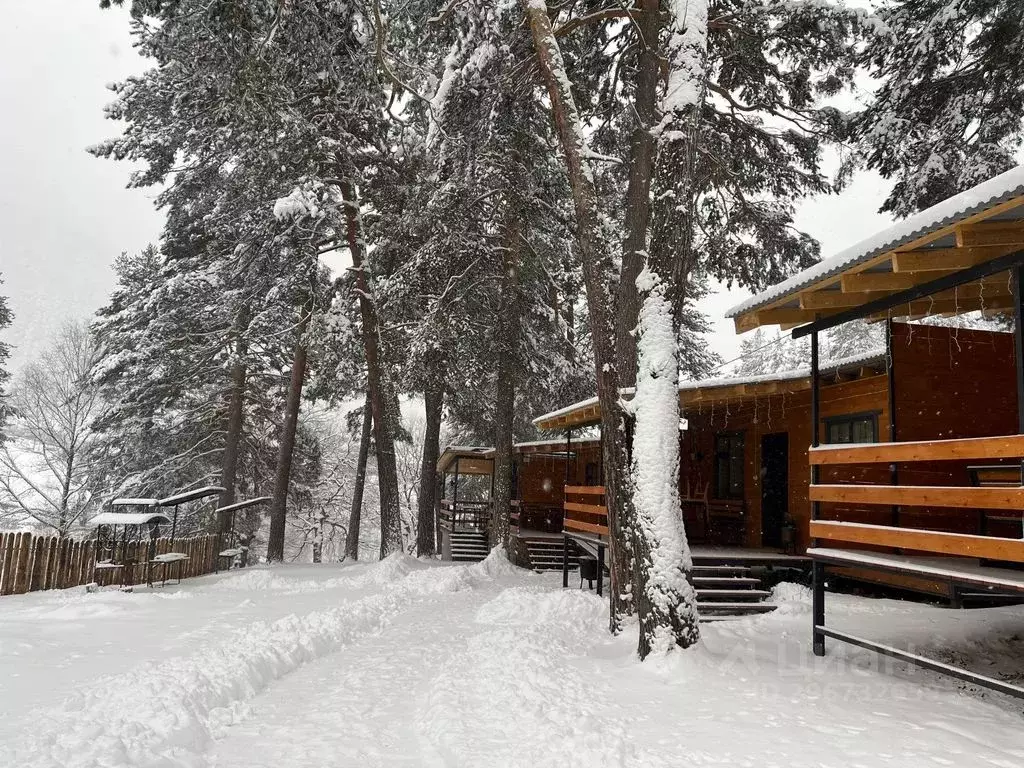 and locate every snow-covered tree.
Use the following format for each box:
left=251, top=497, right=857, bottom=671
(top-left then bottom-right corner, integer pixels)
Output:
left=856, top=0, right=1024, bottom=216
left=0, top=322, right=107, bottom=537
left=0, top=279, right=10, bottom=442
